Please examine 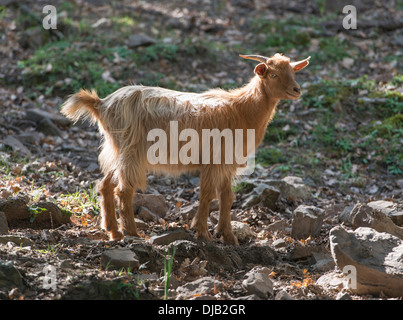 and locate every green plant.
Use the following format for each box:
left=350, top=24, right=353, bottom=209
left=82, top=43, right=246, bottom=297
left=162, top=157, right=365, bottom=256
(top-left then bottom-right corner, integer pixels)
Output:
left=256, top=147, right=285, bottom=166
left=28, top=206, right=47, bottom=223
left=163, top=246, right=176, bottom=300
